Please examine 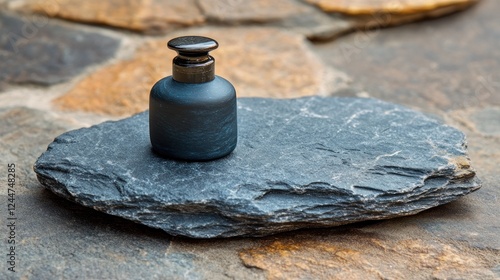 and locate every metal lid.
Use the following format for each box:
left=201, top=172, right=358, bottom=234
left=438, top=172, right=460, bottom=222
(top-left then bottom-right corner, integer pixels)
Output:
left=167, top=36, right=219, bottom=83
